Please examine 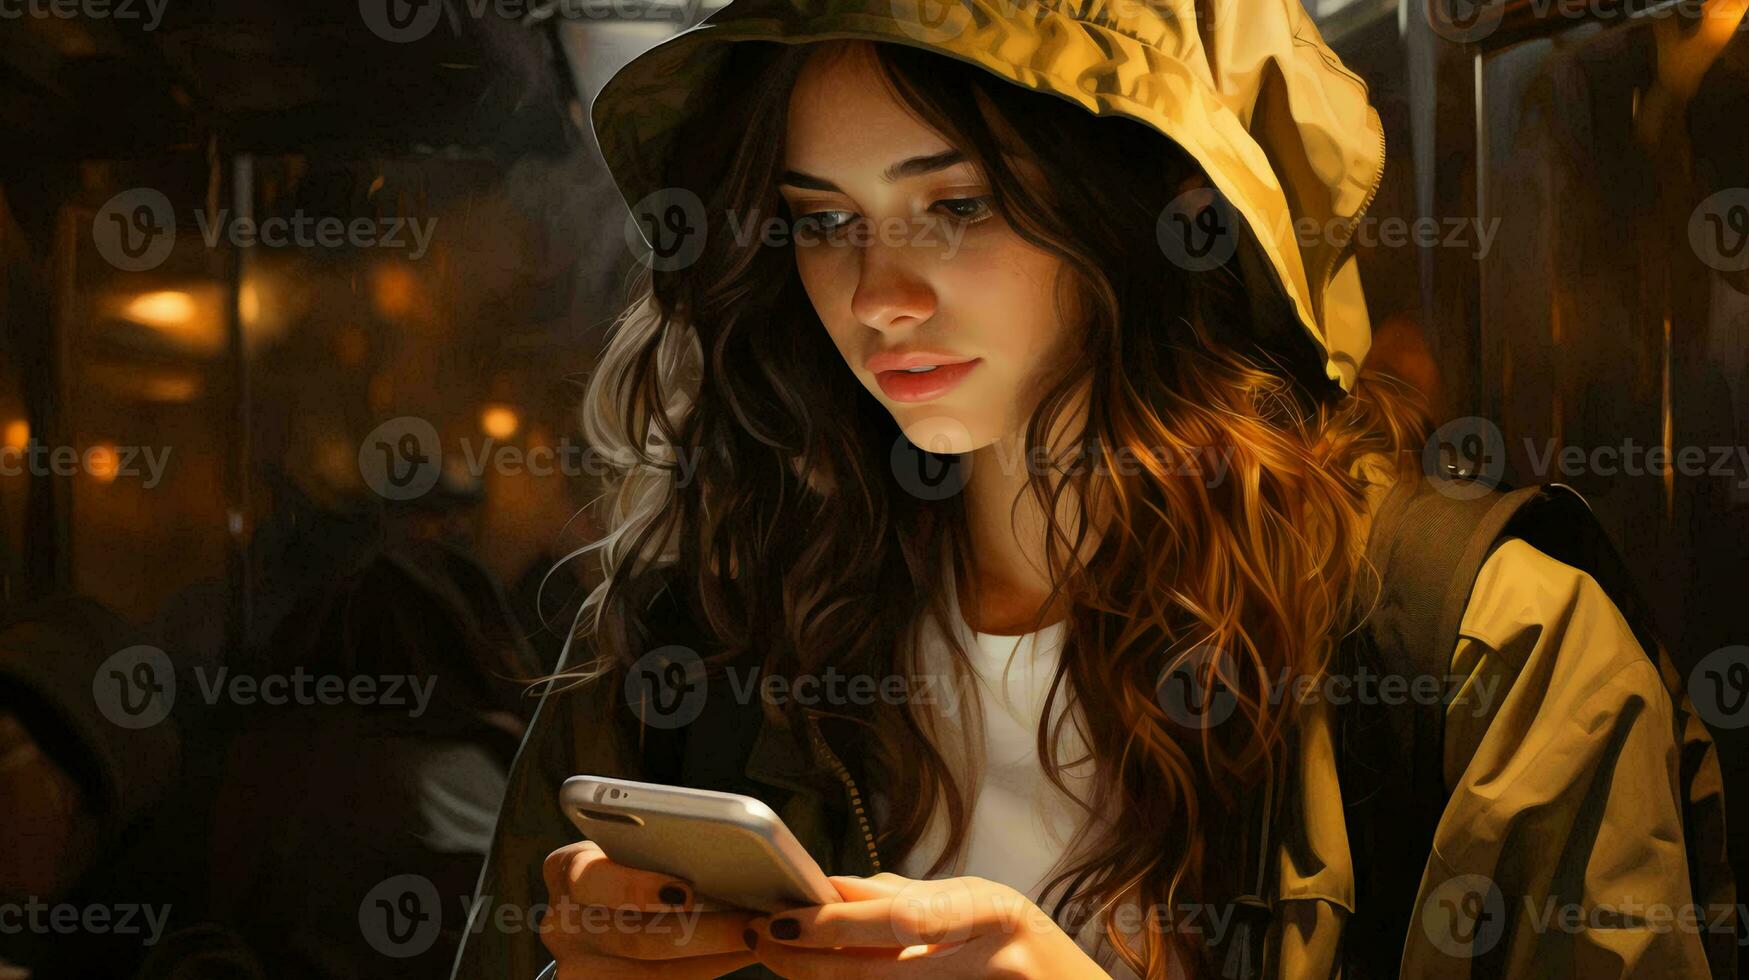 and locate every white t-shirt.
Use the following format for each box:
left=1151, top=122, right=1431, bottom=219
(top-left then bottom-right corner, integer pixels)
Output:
left=873, top=557, right=1142, bottom=978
